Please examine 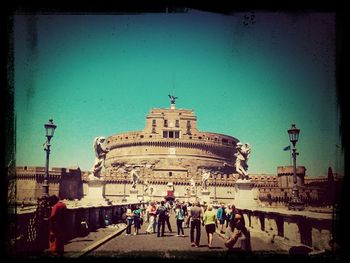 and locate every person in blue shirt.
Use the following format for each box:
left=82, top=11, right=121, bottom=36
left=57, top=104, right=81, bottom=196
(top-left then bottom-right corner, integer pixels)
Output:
left=216, top=204, right=226, bottom=234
